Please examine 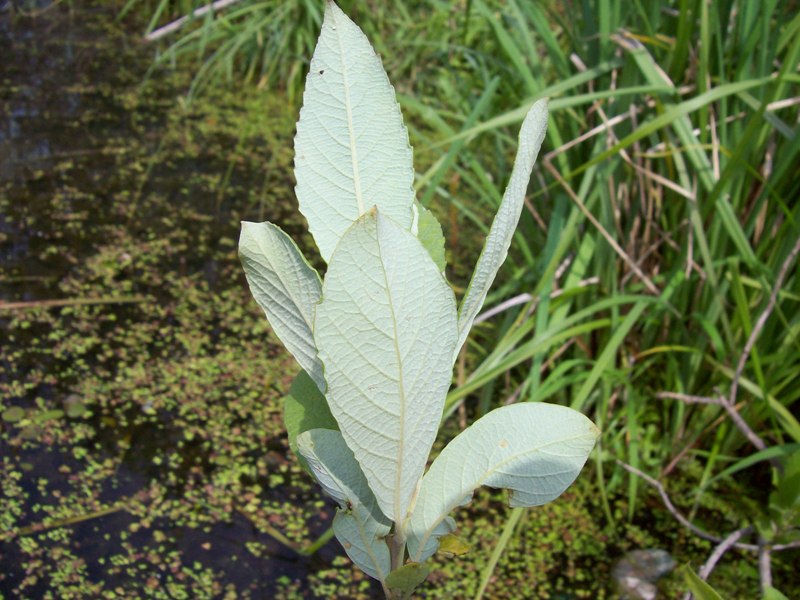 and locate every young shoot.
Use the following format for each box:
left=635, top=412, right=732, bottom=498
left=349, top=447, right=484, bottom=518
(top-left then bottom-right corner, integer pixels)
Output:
left=239, top=3, right=598, bottom=597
